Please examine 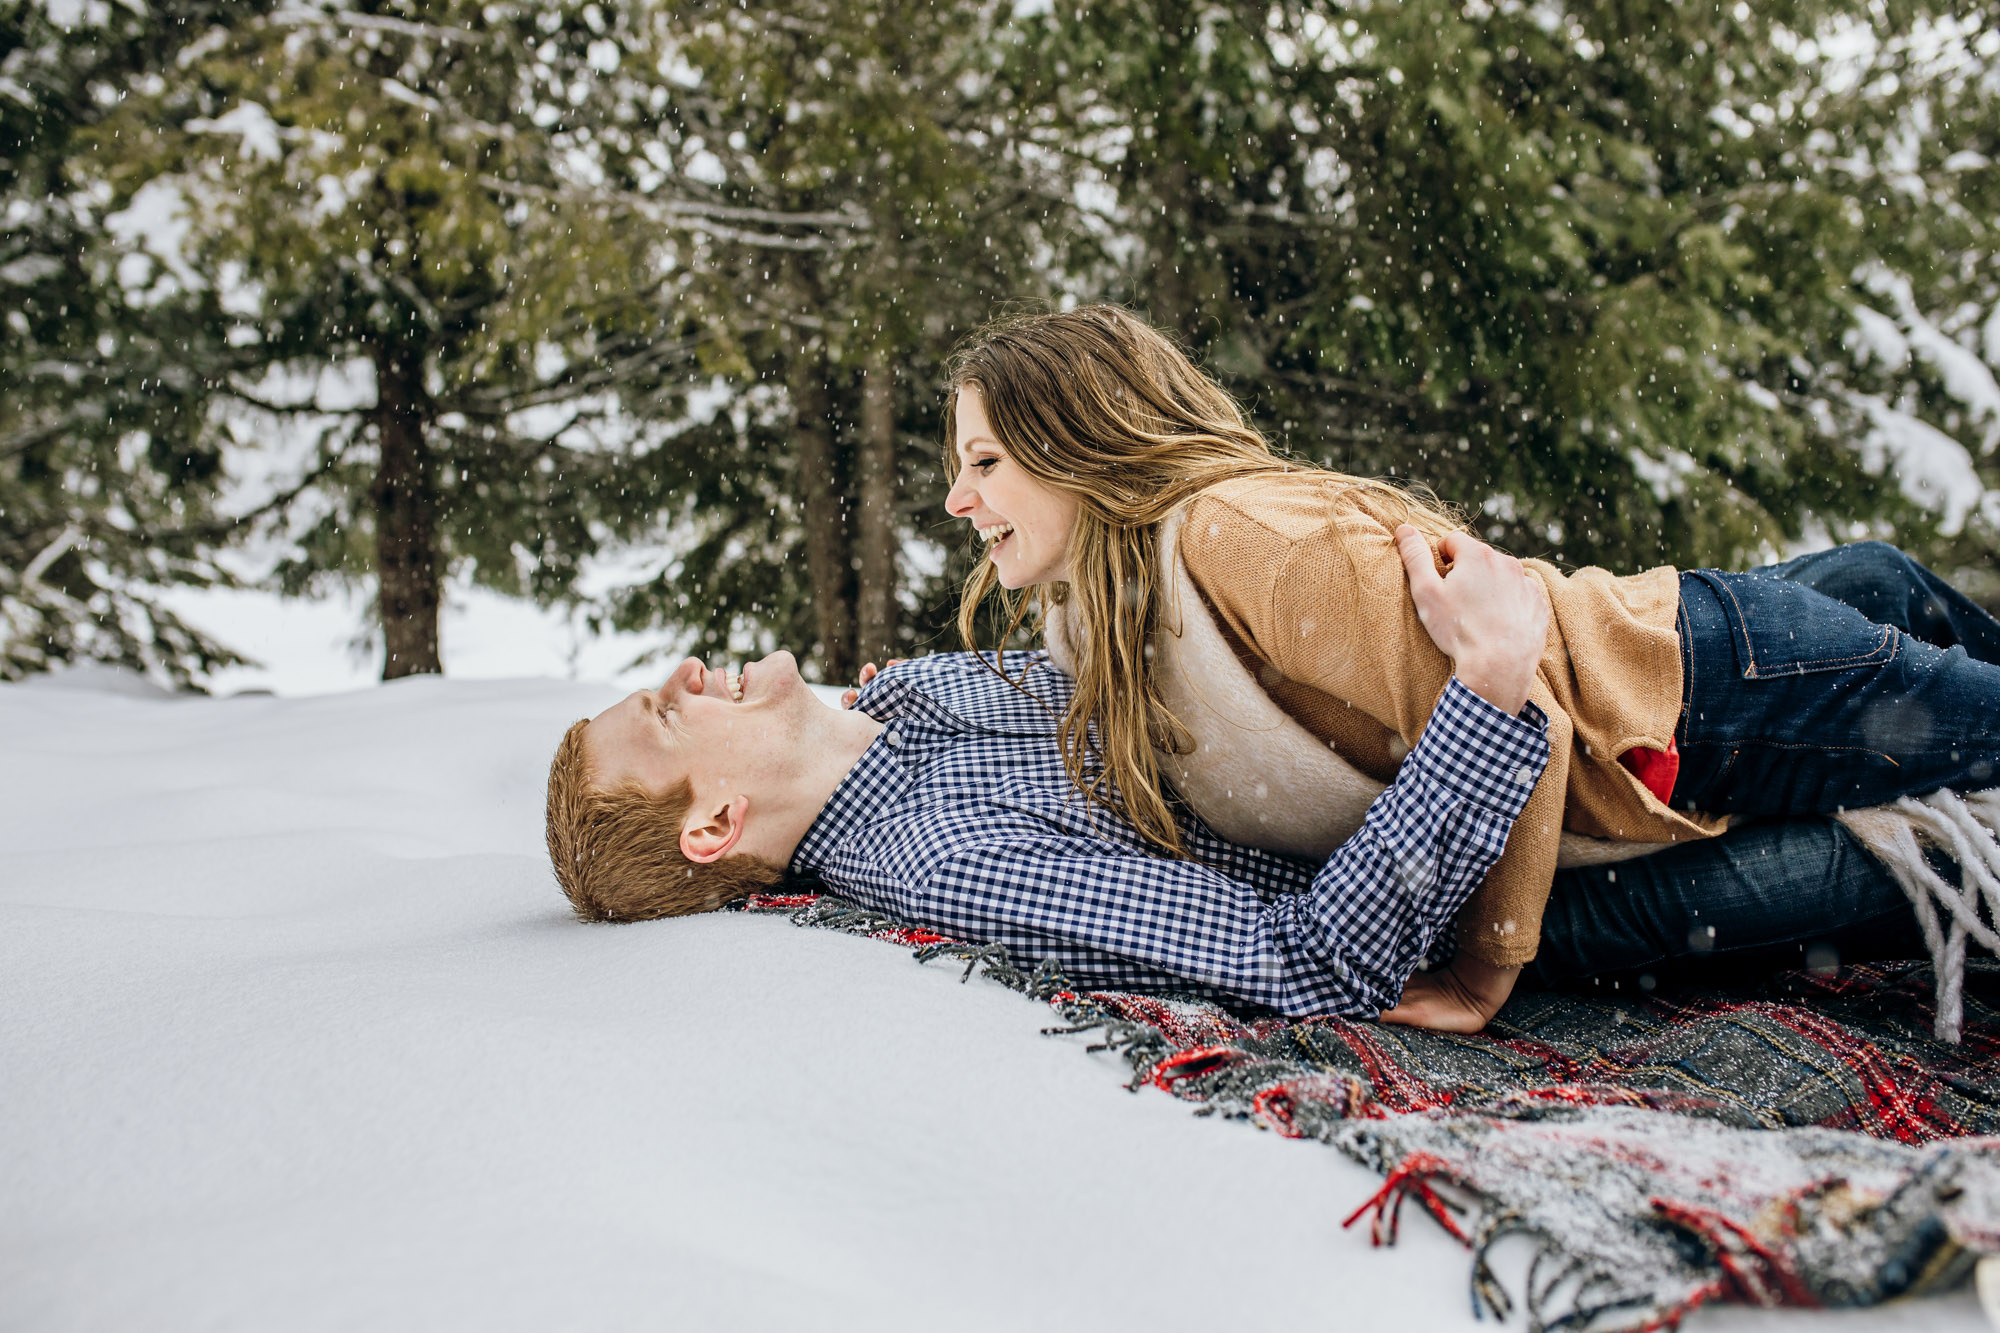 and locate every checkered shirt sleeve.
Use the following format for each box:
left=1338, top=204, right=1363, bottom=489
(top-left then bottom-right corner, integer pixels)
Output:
left=795, top=656, right=1549, bottom=1017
